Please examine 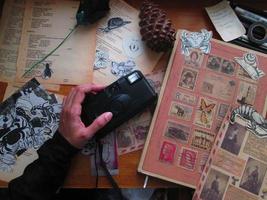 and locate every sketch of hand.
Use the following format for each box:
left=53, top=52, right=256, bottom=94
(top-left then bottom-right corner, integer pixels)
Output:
left=59, top=84, right=113, bottom=149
